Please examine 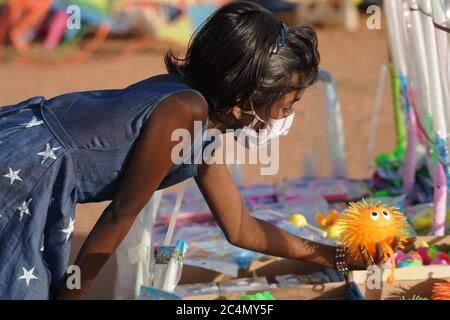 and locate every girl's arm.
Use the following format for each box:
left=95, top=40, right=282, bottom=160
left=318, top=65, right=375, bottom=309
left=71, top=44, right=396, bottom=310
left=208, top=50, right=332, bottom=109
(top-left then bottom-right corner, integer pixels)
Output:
left=194, top=162, right=338, bottom=268
left=57, top=92, right=208, bottom=299
left=196, top=163, right=399, bottom=271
